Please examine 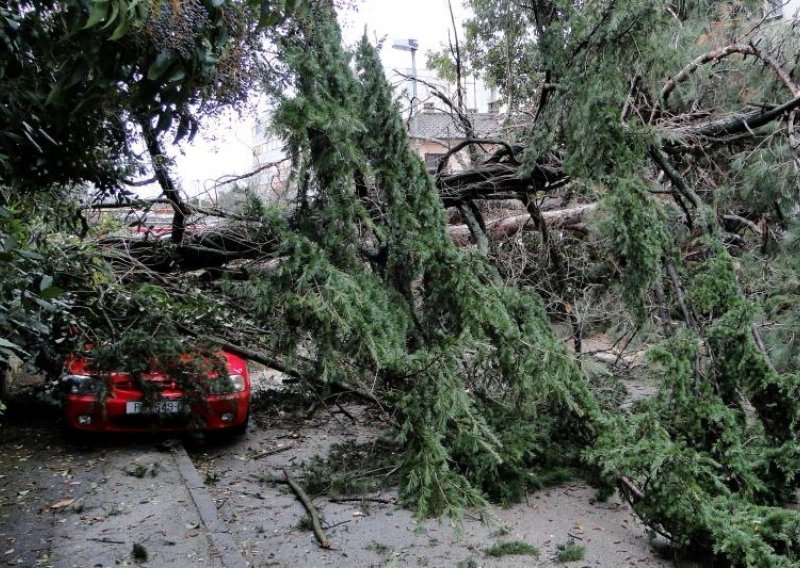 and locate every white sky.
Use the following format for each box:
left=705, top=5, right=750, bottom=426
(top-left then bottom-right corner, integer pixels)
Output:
left=167, top=0, right=469, bottom=200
